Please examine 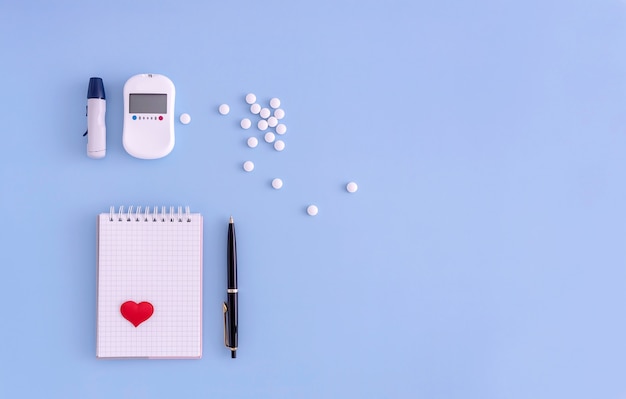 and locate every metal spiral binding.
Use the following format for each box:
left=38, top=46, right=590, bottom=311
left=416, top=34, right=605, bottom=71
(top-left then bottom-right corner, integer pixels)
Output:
left=108, top=206, right=192, bottom=222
